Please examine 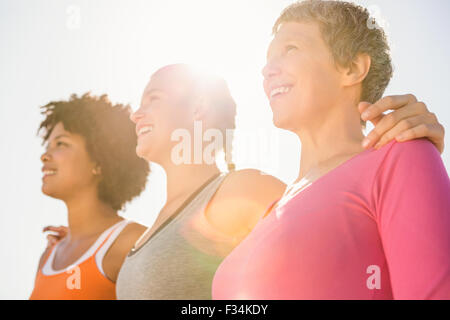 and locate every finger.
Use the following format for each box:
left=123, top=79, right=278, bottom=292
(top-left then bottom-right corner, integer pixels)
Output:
left=358, top=101, right=371, bottom=114
left=395, top=123, right=445, bottom=154
left=43, top=225, right=65, bottom=232
left=373, top=114, right=432, bottom=149
left=358, top=102, right=383, bottom=126
left=43, top=226, right=69, bottom=237
left=361, top=94, right=418, bottom=121
left=363, top=102, right=428, bottom=149
left=46, top=234, right=61, bottom=242
left=46, top=235, right=58, bottom=247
